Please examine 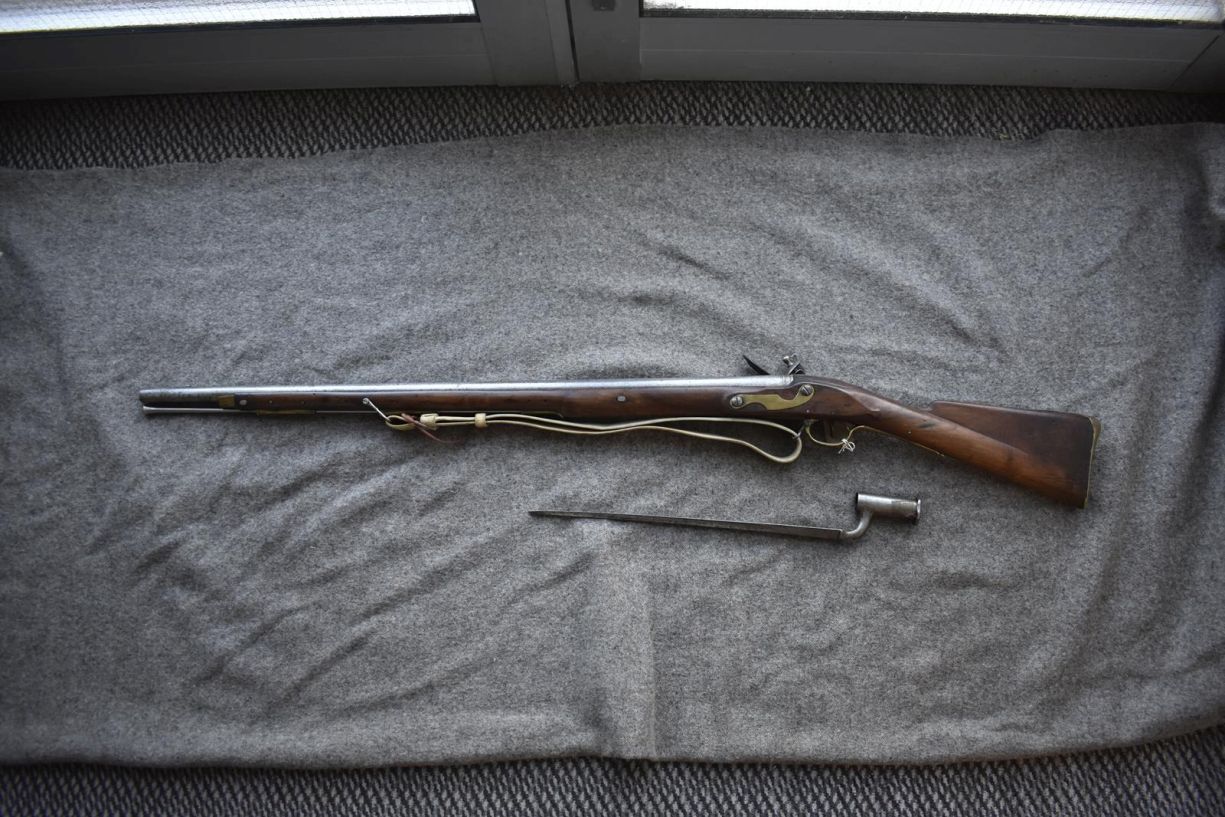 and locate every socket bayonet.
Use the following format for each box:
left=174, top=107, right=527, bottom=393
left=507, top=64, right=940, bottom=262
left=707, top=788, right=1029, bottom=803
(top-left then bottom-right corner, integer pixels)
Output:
left=530, top=493, right=920, bottom=542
